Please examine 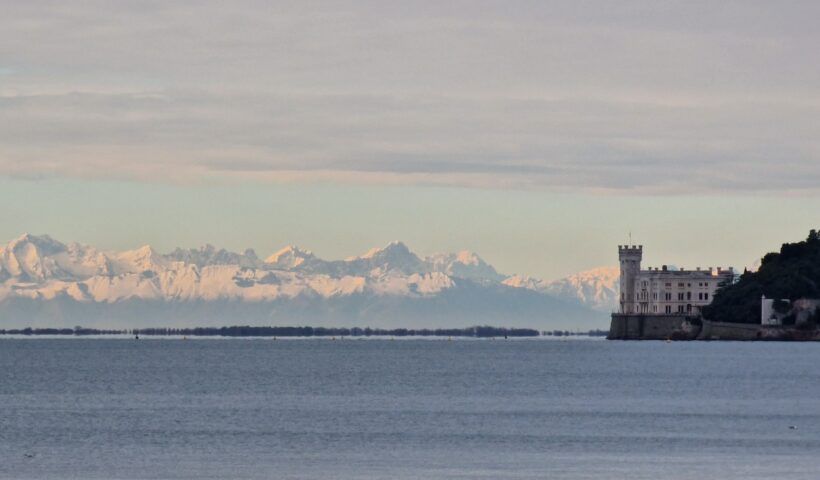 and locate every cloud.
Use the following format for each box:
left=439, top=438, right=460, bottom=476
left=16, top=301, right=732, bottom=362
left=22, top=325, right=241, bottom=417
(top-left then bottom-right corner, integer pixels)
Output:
left=1, top=1, right=819, bottom=193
